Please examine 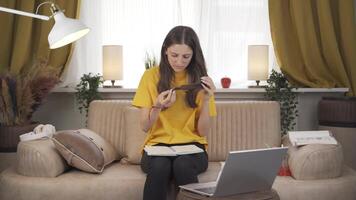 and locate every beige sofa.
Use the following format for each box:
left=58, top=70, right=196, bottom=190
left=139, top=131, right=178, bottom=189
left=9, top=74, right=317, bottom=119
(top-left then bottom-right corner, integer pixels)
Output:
left=1, top=100, right=356, bottom=200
